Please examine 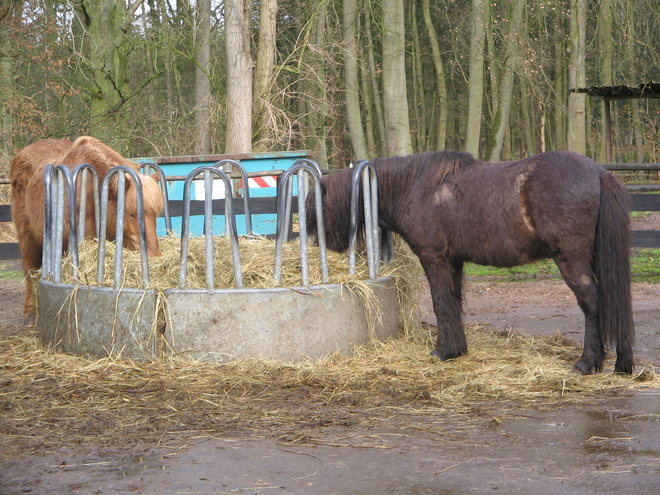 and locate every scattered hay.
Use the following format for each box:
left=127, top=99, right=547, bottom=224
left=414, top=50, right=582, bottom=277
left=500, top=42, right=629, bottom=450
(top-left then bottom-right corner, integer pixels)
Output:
left=0, top=322, right=656, bottom=458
